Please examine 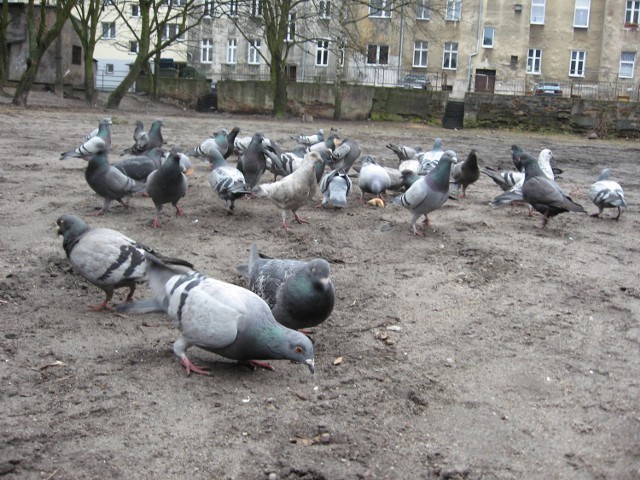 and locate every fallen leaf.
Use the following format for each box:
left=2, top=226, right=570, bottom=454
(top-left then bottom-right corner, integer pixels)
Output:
left=333, top=356, right=343, bottom=365
left=39, top=360, right=67, bottom=370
